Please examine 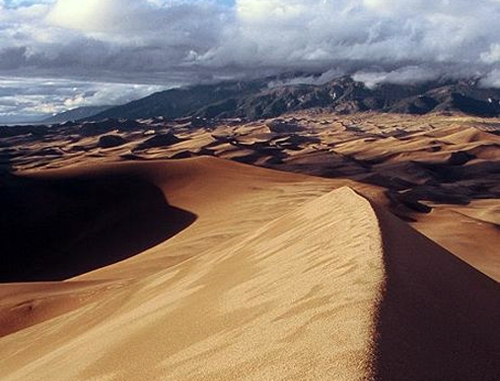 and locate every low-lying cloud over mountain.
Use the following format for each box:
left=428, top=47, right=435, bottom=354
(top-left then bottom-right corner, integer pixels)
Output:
left=2, top=0, right=500, bottom=122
